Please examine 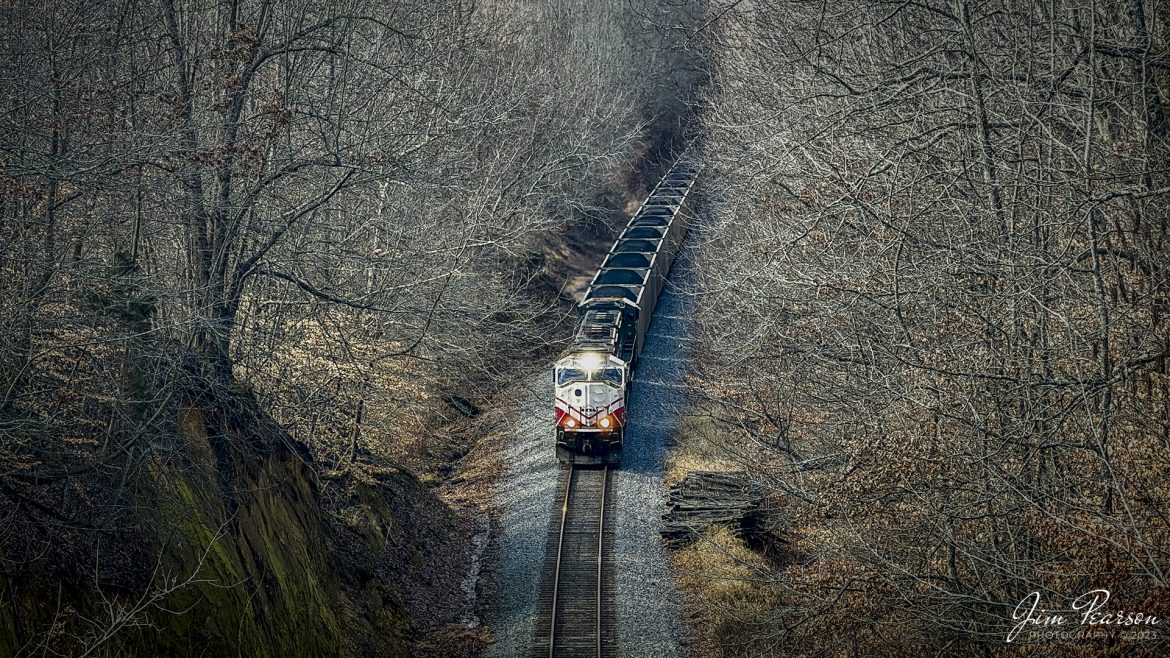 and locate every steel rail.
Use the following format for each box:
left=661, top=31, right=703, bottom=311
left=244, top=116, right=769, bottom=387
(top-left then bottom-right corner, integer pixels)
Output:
left=595, top=466, right=608, bottom=658
left=548, top=464, right=574, bottom=658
